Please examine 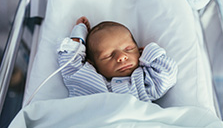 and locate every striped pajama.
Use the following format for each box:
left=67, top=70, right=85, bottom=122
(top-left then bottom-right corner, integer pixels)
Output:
left=58, top=38, right=178, bottom=102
